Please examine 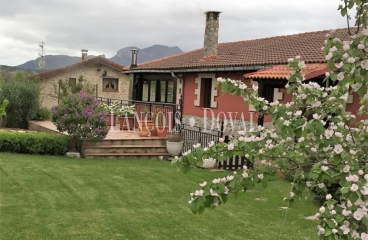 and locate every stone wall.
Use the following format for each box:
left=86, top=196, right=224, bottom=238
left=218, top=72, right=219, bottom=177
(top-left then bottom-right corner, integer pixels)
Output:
left=39, top=64, right=130, bottom=109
